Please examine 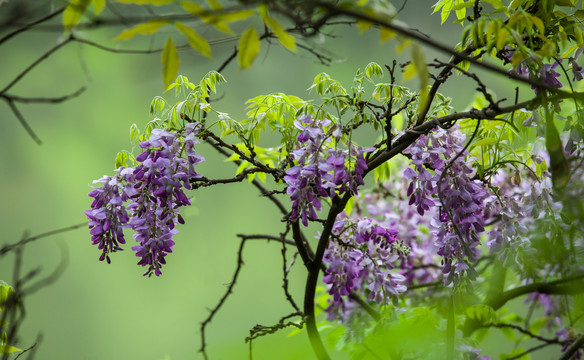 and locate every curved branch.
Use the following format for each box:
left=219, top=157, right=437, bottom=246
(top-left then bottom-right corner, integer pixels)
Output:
left=558, top=332, right=584, bottom=360
left=0, top=222, right=87, bottom=257
left=199, top=234, right=297, bottom=359
left=3, top=87, right=86, bottom=104
left=313, top=1, right=576, bottom=96
left=3, top=98, right=42, bottom=145
left=0, top=6, right=65, bottom=46
left=1, top=35, right=73, bottom=94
